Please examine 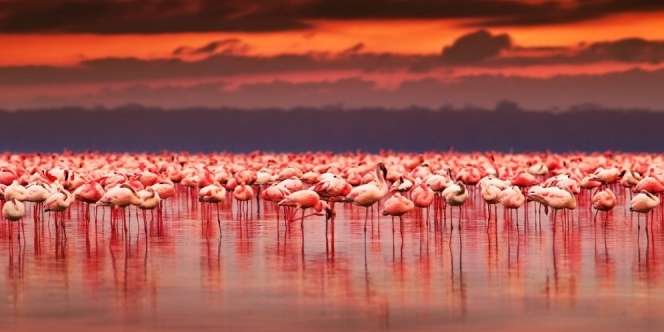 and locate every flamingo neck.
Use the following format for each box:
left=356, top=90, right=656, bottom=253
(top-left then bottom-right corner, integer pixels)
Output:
left=376, top=166, right=386, bottom=189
